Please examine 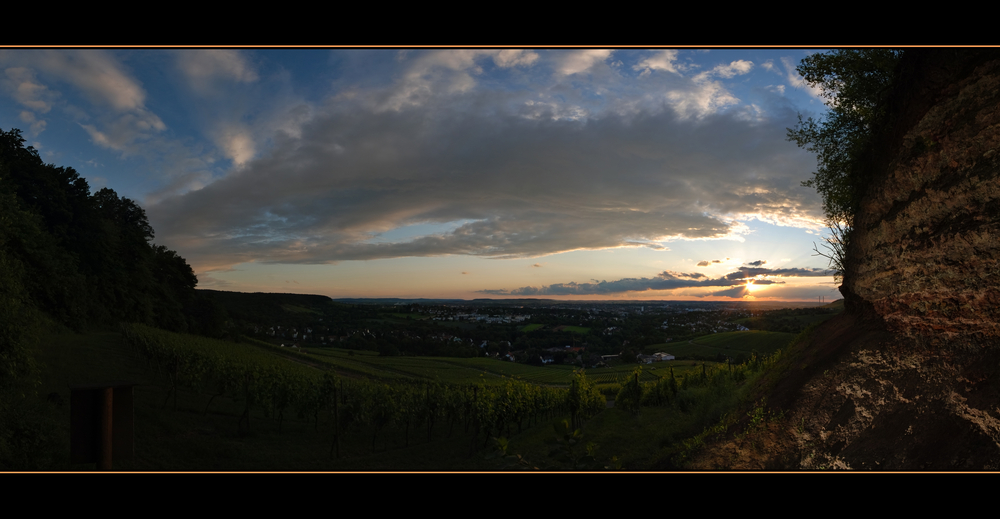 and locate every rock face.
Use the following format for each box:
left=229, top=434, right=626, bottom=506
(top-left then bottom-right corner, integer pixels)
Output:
left=844, top=50, right=1000, bottom=348
left=692, top=50, right=1000, bottom=470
